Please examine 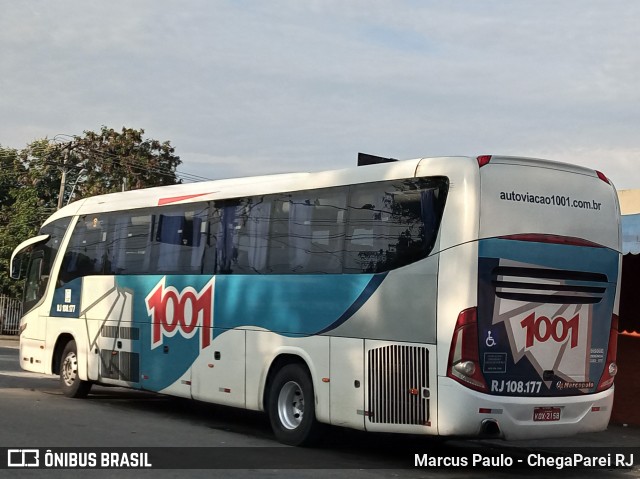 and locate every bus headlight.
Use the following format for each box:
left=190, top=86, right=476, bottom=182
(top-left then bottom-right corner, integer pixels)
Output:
left=608, top=362, right=618, bottom=377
